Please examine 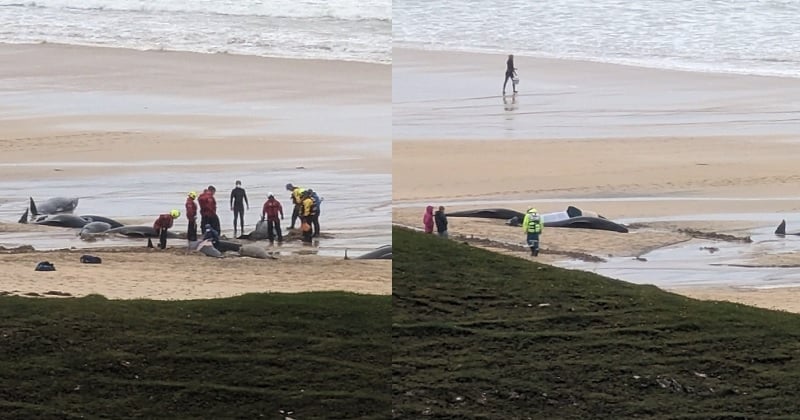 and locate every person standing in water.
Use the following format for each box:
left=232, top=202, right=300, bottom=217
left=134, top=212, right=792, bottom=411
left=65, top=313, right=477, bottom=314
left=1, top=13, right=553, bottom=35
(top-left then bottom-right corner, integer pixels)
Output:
left=503, top=54, right=518, bottom=95
left=230, top=180, right=249, bottom=237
